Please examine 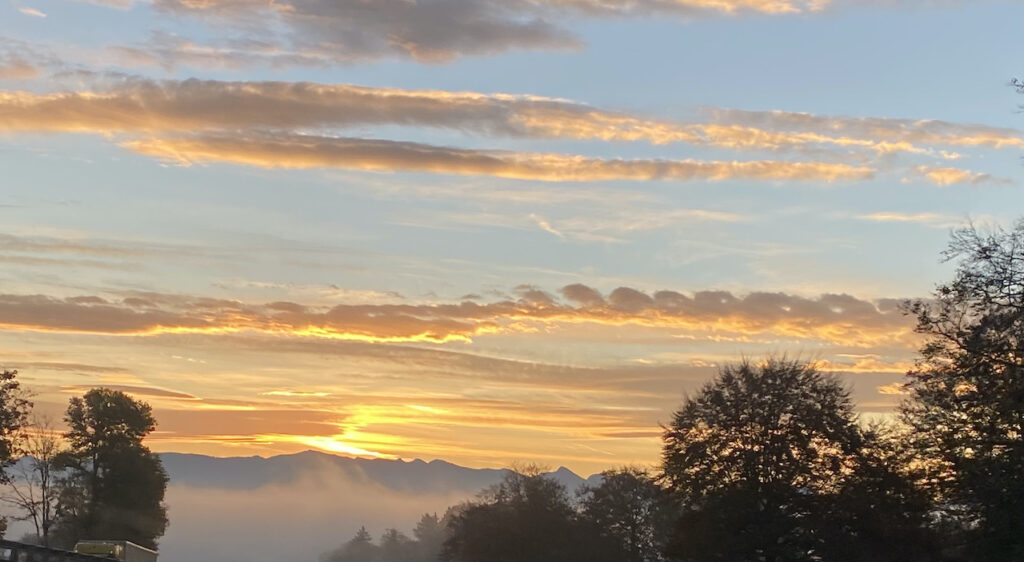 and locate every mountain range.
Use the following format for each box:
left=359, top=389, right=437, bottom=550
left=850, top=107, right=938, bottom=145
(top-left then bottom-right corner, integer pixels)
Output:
left=159, top=450, right=604, bottom=494
left=150, top=451, right=604, bottom=562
